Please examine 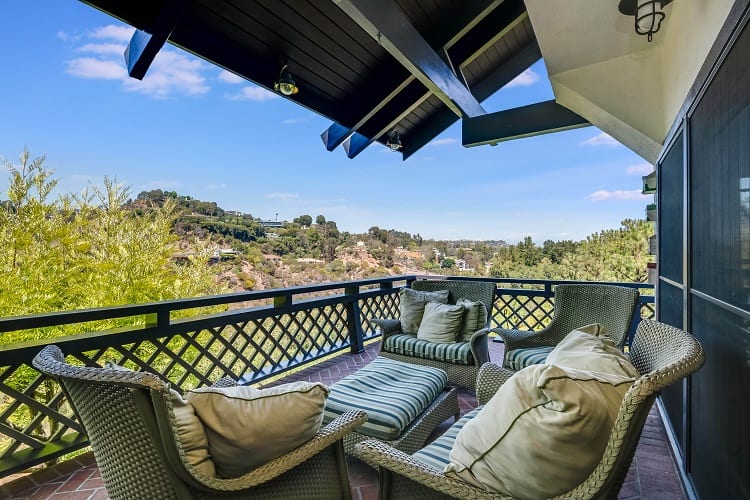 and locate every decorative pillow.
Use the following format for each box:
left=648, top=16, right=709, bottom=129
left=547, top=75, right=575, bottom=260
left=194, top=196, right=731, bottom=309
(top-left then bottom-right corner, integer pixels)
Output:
left=456, top=298, right=488, bottom=341
left=546, top=323, right=640, bottom=377
left=399, top=288, right=450, bottom=334
left=445, top=361, right=636, bottom=497
left=416, top=302, right=465, bottom=343
left=169, top=389, right=216, bottom=477
left=186, top=381, right=329, bottom=478
left=104, top=362, right=216, bottom=477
